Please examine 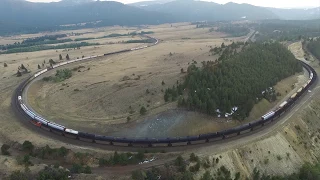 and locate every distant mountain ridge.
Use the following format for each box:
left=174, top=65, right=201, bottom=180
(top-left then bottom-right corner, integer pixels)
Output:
left=131, top=0, right=278, bottom=21
left=0, top=0, right=174, bottom=35
left=131, top=0, right=320, bottom=20
left=0, top=0, right=319, bottom=36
